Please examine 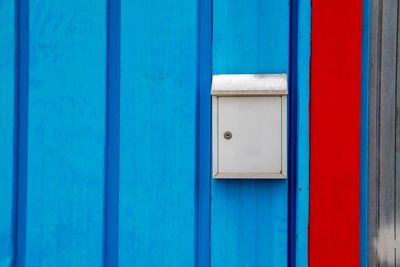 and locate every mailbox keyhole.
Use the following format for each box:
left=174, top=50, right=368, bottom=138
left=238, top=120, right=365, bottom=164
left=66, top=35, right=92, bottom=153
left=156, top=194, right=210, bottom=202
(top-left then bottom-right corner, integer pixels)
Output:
left=224, top=131, right=232, bottom=140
